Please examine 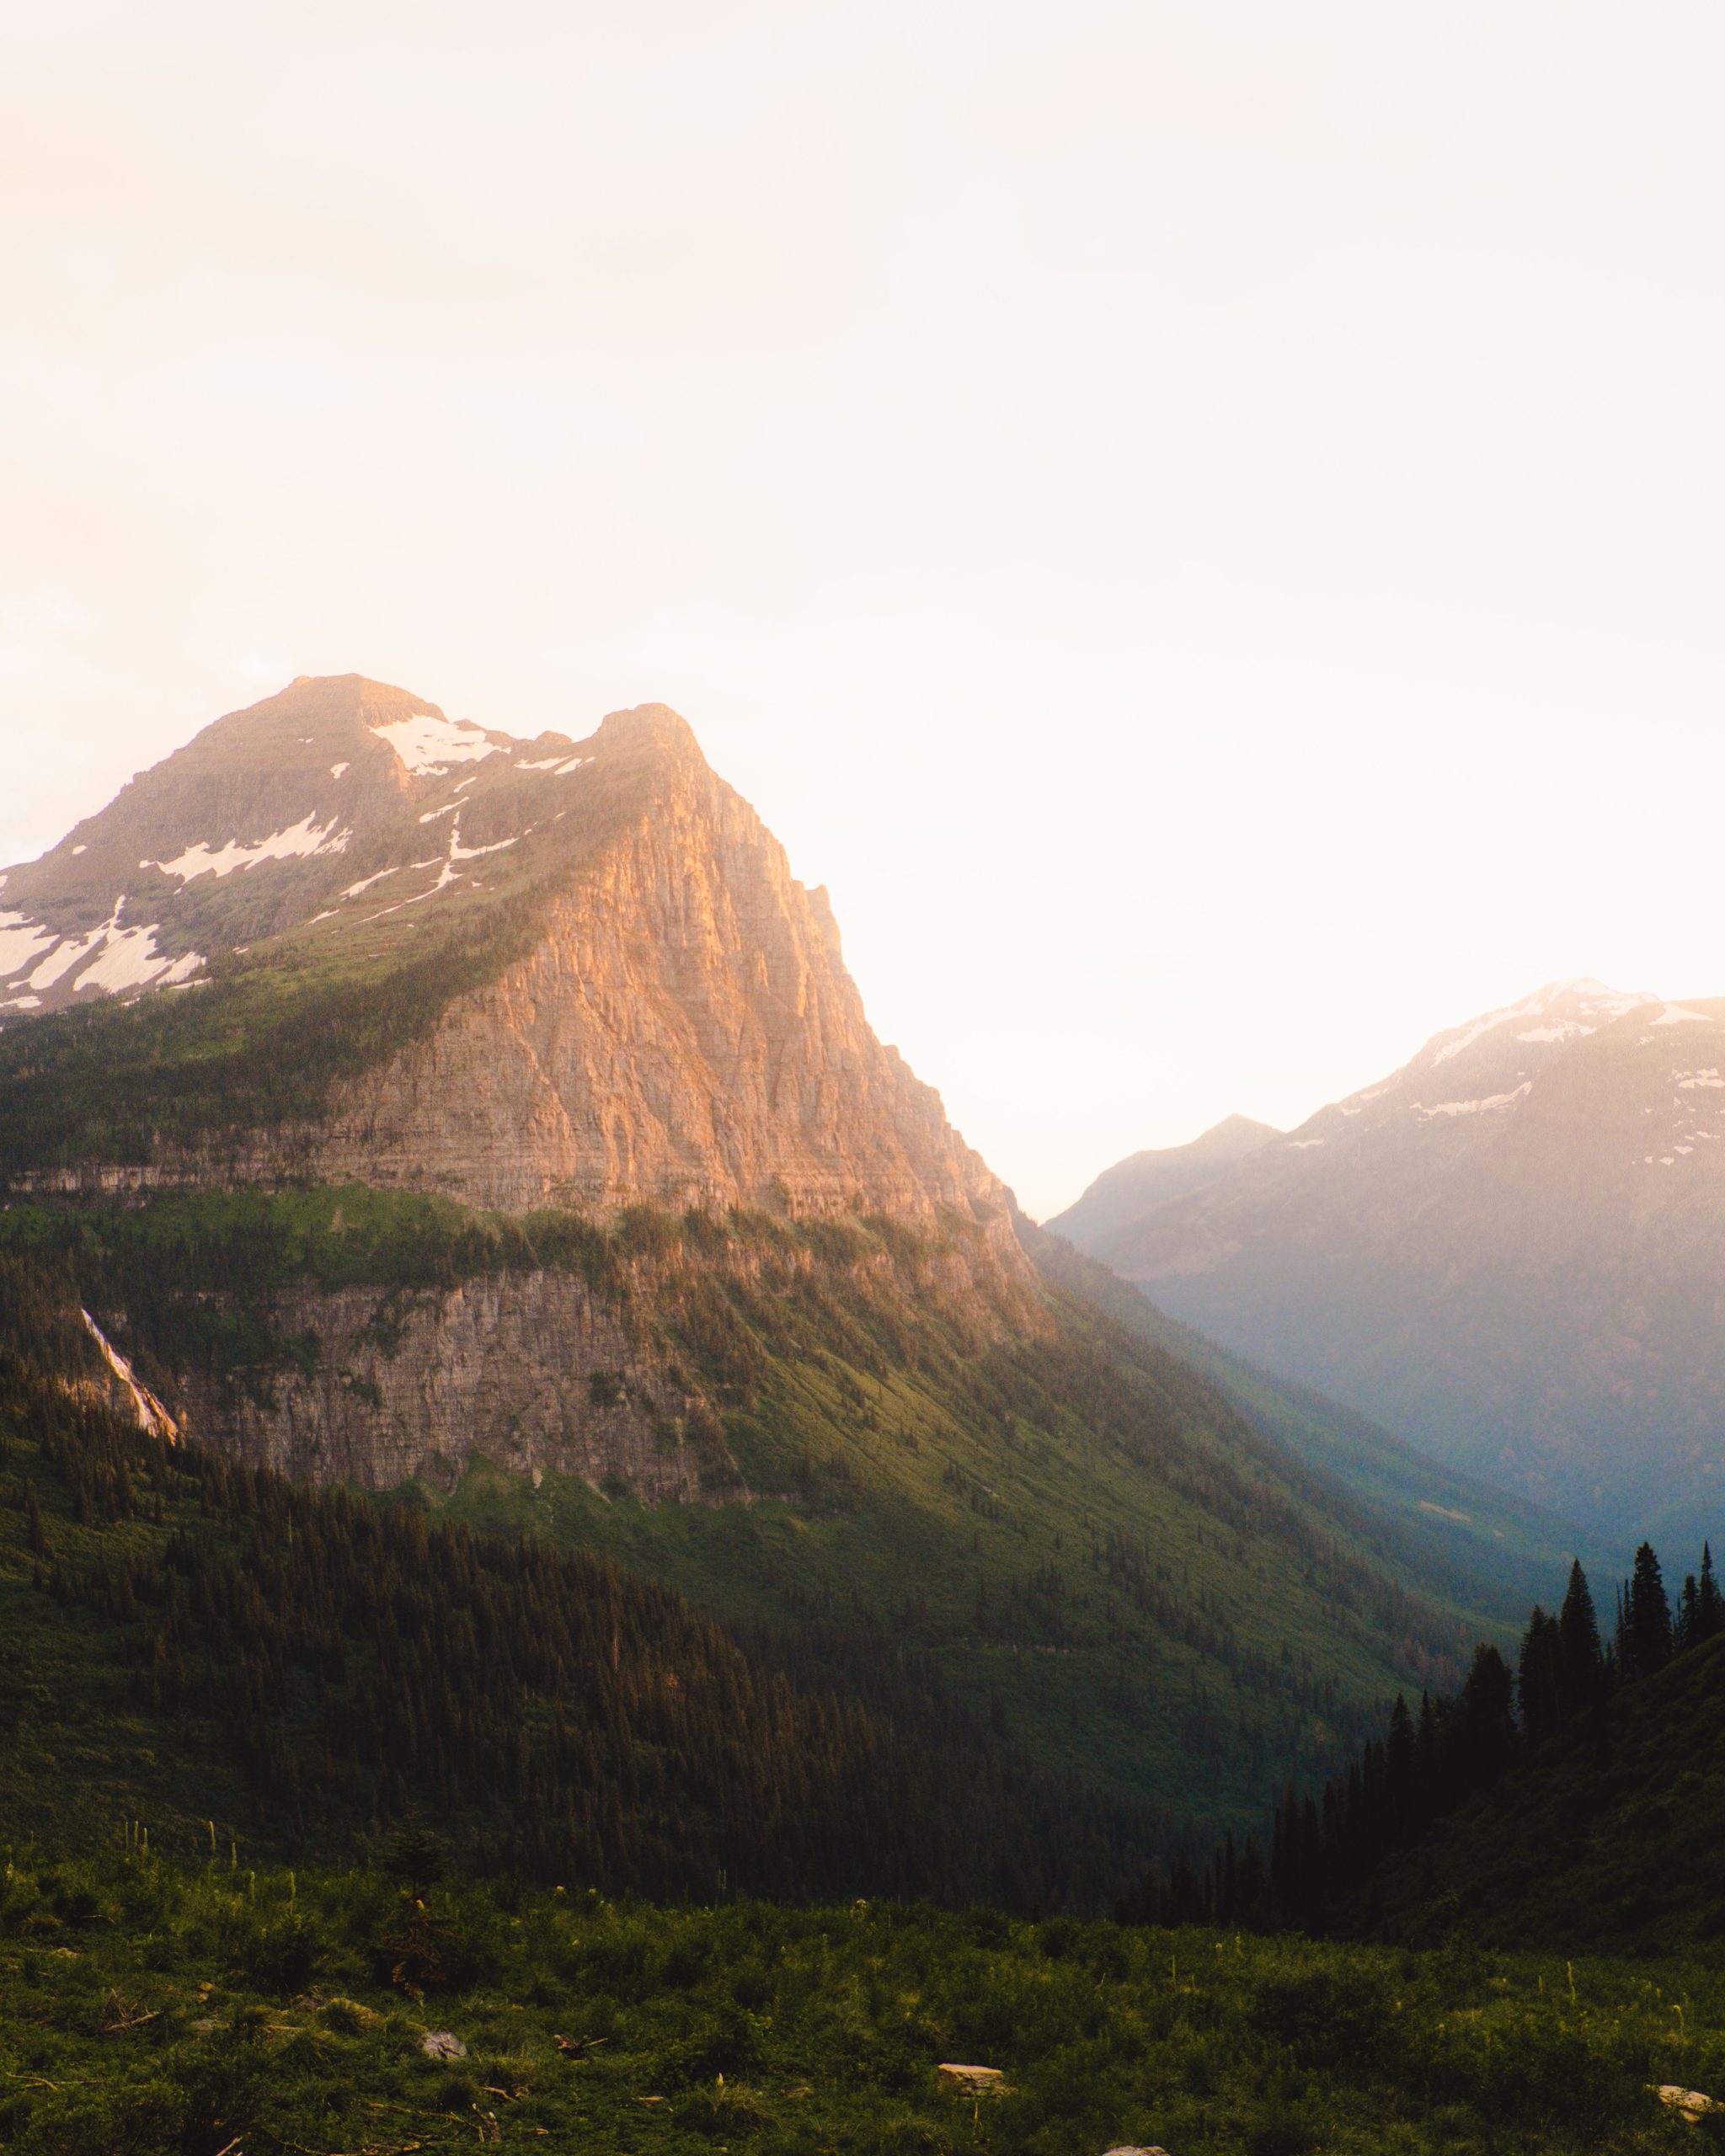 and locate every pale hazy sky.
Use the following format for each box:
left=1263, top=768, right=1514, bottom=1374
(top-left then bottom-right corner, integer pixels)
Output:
left=6, top=2, right=1725, bottom=1217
